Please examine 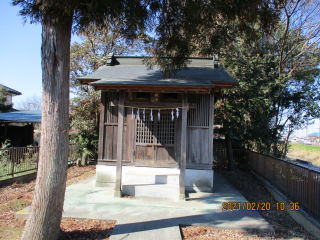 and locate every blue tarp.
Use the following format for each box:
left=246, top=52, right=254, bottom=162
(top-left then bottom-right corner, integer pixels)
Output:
left=0, top=110, right=41, bottom=123
left=308, top=132, right=319, bottom=137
